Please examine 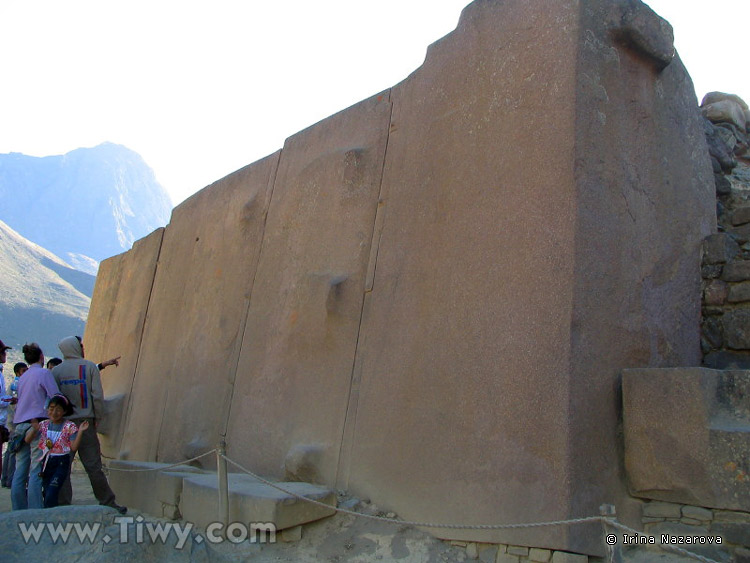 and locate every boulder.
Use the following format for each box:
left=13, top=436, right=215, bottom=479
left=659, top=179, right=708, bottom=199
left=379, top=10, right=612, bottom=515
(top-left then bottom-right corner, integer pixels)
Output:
left=704, top=118, right=738, bottom=173
left=702, top=92, right=749, bottom=111
left=702, top=100, right=748, bottom=132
